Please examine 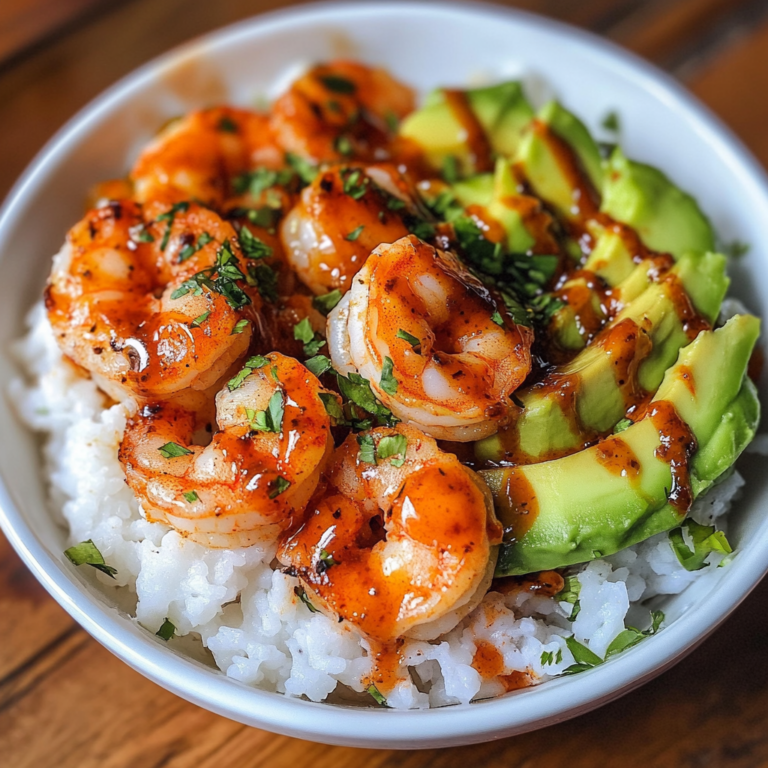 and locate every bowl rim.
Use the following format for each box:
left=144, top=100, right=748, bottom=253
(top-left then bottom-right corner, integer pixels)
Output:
left=1, top=0, right=767, bottom=749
